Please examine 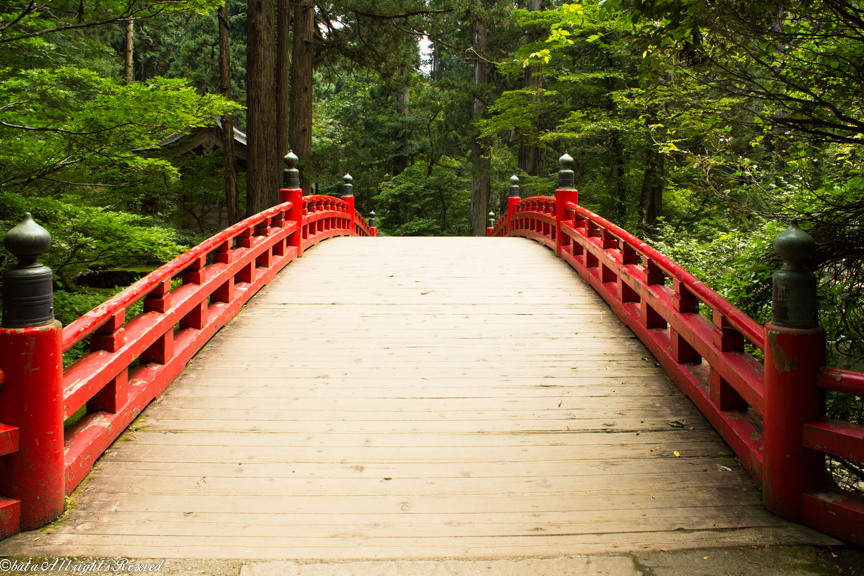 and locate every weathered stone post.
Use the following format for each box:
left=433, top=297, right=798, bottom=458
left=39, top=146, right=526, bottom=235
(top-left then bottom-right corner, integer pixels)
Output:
left=762, top=220, right=826, bottom=520
left=0, top=213, right=65, bottom=533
